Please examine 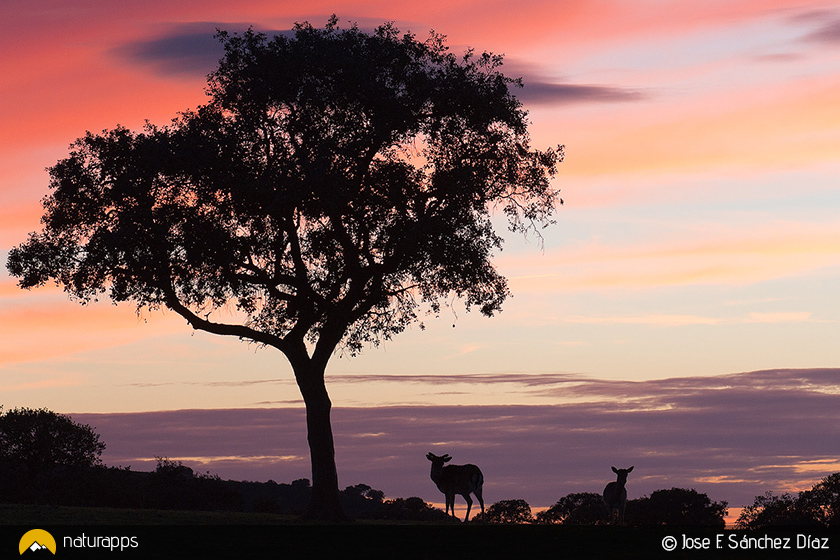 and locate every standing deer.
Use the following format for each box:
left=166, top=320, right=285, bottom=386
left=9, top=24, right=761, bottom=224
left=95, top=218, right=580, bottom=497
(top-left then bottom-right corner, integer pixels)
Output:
left=603, top=466, right=633, bottom=525
left=426, top=452, right=485, bottom=522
